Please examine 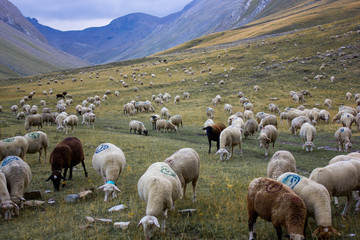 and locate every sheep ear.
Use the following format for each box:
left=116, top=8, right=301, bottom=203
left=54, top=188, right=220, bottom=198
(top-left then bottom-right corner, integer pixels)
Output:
left=98, top=184, right=106, bottom=190
left=12, top=202, right=20, bottom=210
left=150, top=216, right=160, bottom=228
left=138, top=216, right=147, bottom=228
left=114, top=185, right=121, bottom=192
left=45, top=175, right=53, bottom=182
